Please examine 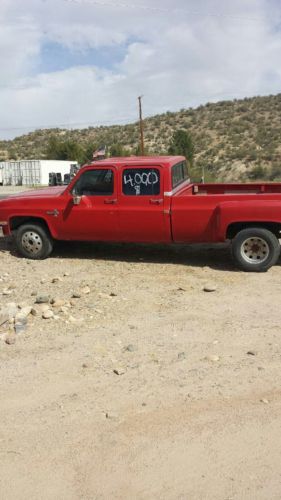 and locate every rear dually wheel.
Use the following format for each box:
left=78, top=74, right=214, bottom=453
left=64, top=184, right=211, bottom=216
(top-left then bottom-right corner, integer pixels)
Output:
left=232, top=227, right=280, bottom=272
